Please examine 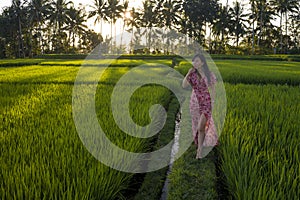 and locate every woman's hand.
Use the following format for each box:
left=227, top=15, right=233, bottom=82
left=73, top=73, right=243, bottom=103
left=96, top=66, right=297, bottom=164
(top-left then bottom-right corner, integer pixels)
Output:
left=187, top=67, right=196, bottom=76
left=182, top=68, right=195, bottom=89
